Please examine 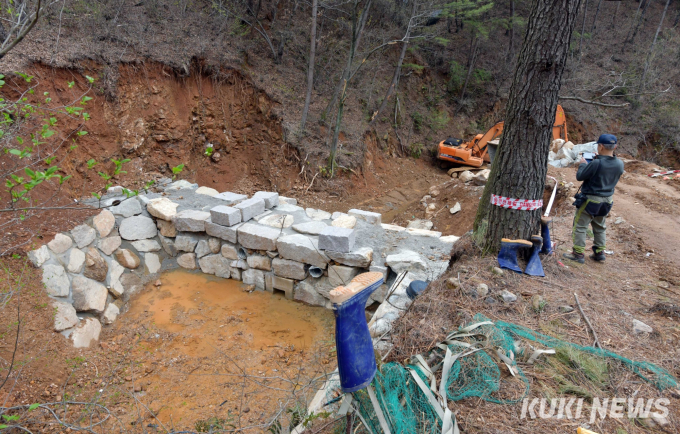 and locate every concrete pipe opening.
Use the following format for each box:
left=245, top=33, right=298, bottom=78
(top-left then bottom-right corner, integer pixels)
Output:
left=308, top=266, right=323, bottom=278
left=237, top=247, right=247, bottom=260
